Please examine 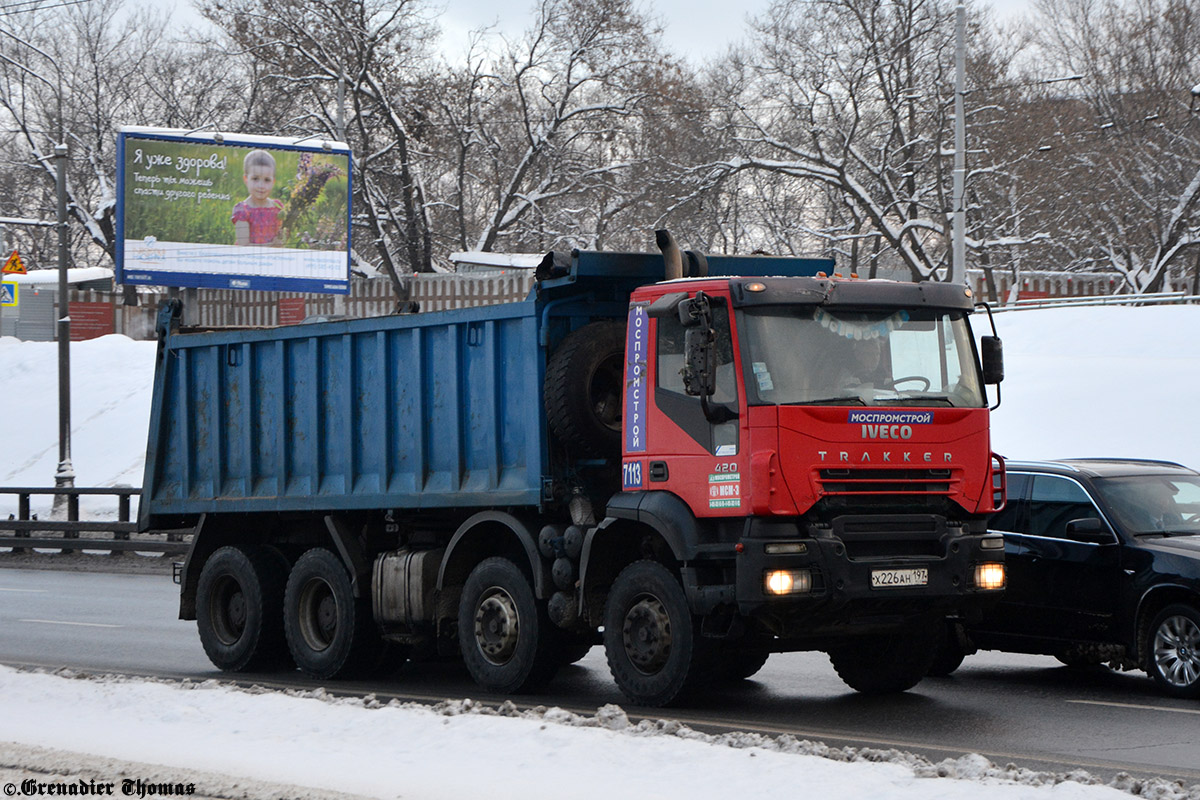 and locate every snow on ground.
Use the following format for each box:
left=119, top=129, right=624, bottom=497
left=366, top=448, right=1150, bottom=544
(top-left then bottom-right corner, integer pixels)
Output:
left=2, top=304, right=1200, bottom=799
left=0, top=665, right=1184, bottom=800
